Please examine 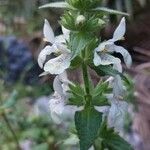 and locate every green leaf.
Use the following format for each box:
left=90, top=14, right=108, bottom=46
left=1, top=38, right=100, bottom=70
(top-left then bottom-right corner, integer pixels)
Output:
left=39, top=2, right=69, bottom=9
left=68, top=83, right=85, bottom=106
left=69, top=33, right=93, bottom=59
left=85, top=38, right=99, bottom=63
left=91, top=81, right=110, bottom=106
left=69, top=83, right=85, bottom=97
left=70, top=56, right=83, bottom=69
left=99, top=120, right=133, bottom=150
left=68, top=96, right=85, bottom=106
left=92, top=7, right=129, bottom=16
left=91, top=65, right=121, bottom=77
left=61, top=11, right=77, bottom=30
left=92, top=95, right=110, bottom=106
left=92, top=81, right=109, bottom=97
left=75, top=107, right=102, bottom=150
